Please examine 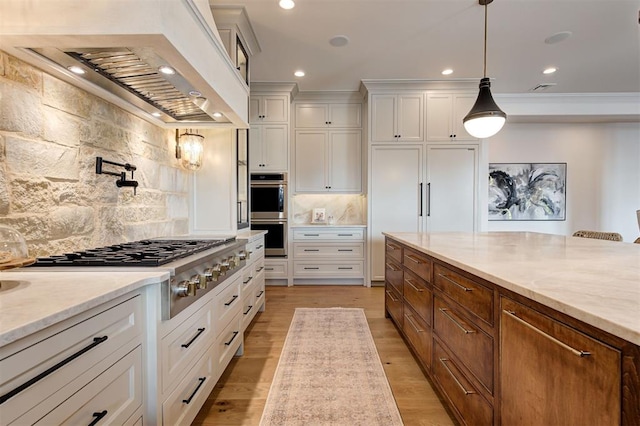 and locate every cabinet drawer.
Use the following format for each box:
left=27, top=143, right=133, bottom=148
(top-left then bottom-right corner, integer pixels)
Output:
left=403, top=270, right=432, bottom=325
left=293, top=242, right=364, bottom=258
left=385, top=285, right=403, bottom=328
left=434, top=264, right=493, bottom=325
left=385, top=240, right=403, bottom=263
left=161, top=302, right=213, bottom=393
left=162, top=345, right=215, bottom=426
left=216, top=312, right=243, bottom=374
left=292, top=228, right=364, bottom=241
left=33, top=346, right=142, bottom=426
left=264, top=259, right=288, bottom=278
left=403, top=247, right=432, bottom=280
left=385, top=259, right=403, bottom=295
left=402, top=304, right=432, bottom=369
left=0, top=296, right=142, bottom=423
left=213, top=275, right=242, bottom=335
left=247, top=238, right=265, bottom=262
left=433, top=341, right=493, bottom=426
left=293, top=261, right=363, bottom=277
left=434, top=297, right=494, bottom=393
